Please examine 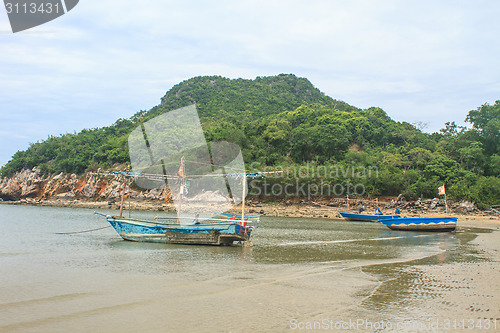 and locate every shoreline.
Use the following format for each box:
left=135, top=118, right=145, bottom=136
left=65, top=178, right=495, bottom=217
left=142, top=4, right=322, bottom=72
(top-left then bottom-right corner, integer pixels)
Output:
left=2, top=207, right=499, bottom=331
left=2, top=197, right=499, bottom=229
